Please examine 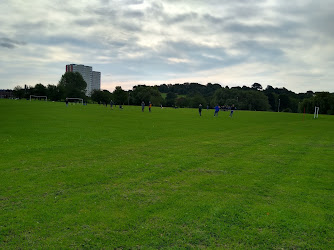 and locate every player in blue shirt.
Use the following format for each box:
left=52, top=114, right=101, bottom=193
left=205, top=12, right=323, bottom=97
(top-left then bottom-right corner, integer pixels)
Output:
left=229, top=104, right=236, bottom=117
left=214, top=105, right=220, bottom=116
